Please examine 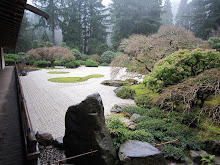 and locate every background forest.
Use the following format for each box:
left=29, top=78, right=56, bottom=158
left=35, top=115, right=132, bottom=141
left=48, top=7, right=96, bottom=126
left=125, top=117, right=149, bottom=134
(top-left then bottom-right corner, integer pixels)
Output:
left=5, top=0, right=220, bottom=164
